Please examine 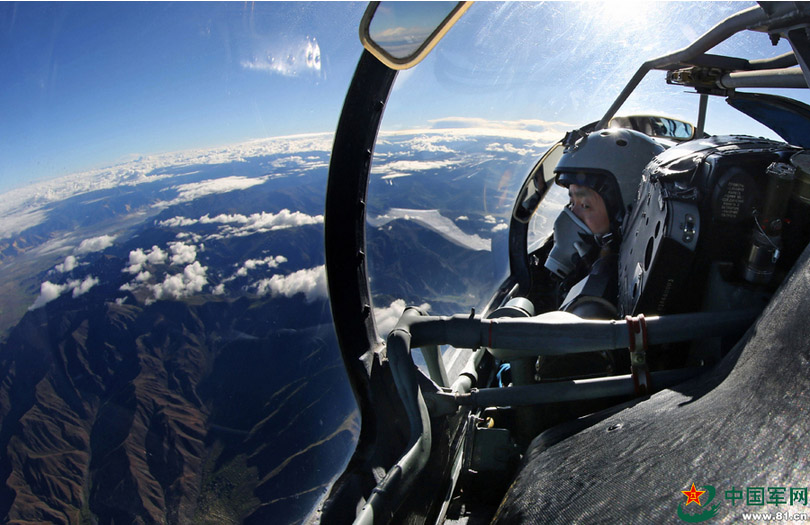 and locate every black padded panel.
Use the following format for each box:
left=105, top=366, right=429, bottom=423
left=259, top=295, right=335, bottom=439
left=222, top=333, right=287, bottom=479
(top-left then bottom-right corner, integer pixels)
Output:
left=493, top=243, right=810, bottom=523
